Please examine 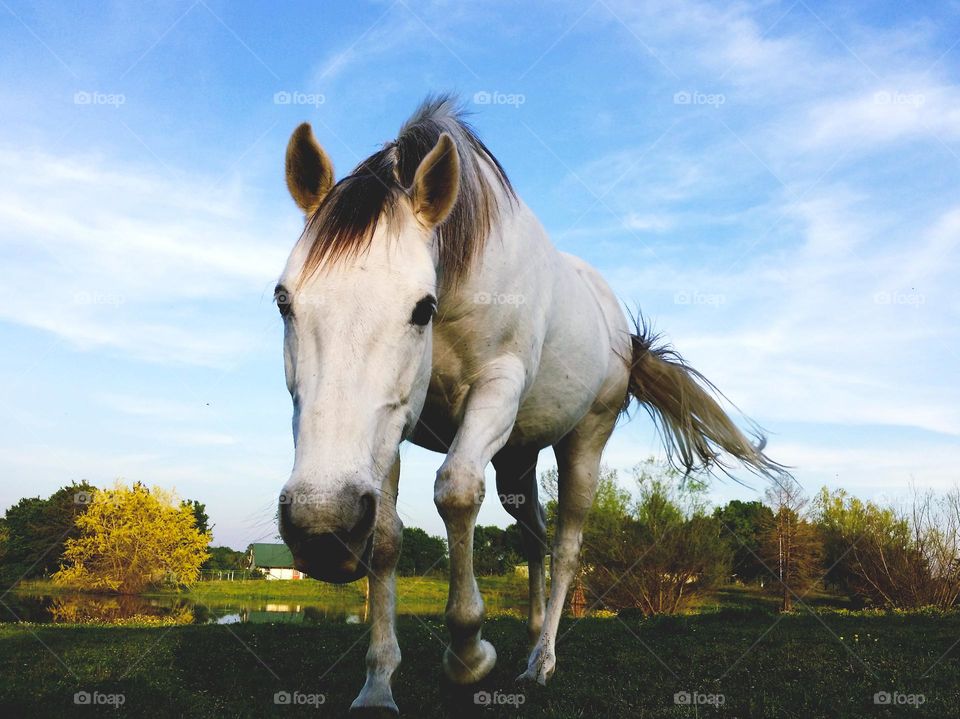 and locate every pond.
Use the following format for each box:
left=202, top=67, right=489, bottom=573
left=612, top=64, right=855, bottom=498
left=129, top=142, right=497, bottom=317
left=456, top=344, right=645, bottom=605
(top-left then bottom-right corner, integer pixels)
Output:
left=1, top=588, right=528, bottom=625
left=1, top=591, right=374, bottom=625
